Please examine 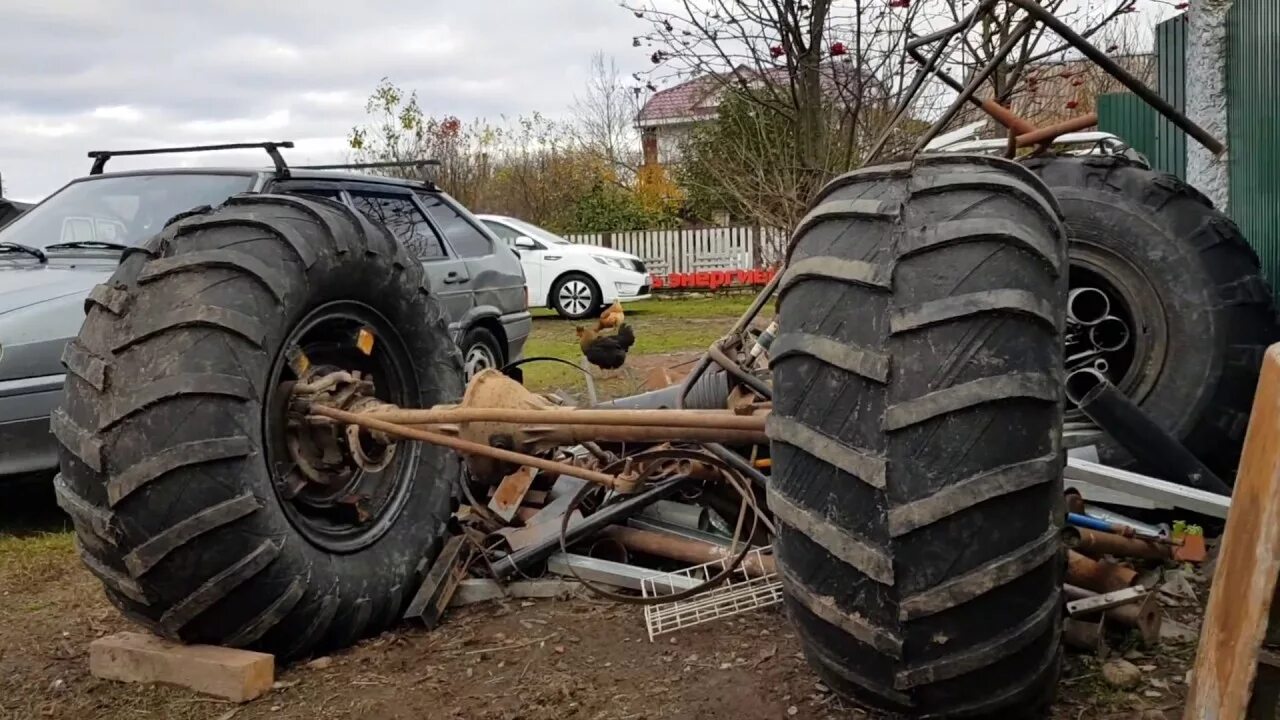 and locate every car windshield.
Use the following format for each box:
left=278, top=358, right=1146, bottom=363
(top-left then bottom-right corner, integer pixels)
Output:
left=502, top=217, right=570, bottom=245
left=0, top=173, right=255, bottom=250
